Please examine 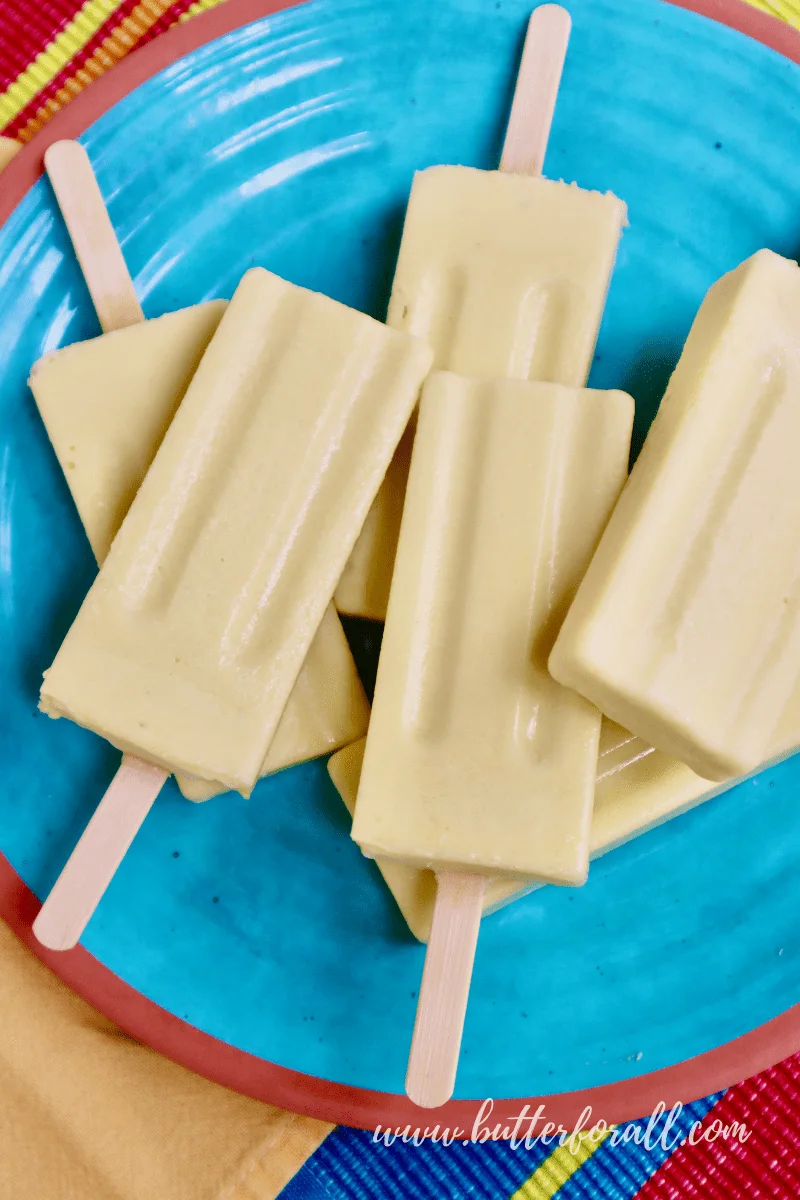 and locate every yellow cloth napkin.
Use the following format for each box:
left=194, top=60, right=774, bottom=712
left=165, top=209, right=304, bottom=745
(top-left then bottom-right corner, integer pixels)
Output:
left=746, top=0, right=800, bottom=29
left=0, top=921, right=332, bottom=1199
